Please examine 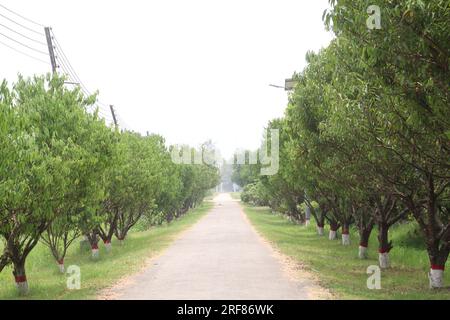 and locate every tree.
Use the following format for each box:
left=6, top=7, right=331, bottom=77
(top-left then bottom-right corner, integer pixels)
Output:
left=232, top=155, right=261, bottom=188
left=285, top=48, right=356, bottom=245
left=260, top=119, right=306, bottom=223
left=113, top=134, right=169, bottom=243
left=325, top=0, right=449, bottom=286
left=40, top=103, right=115, bottom=270
left=0, top=75, right=101, bottom=294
